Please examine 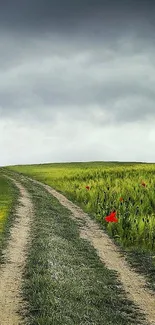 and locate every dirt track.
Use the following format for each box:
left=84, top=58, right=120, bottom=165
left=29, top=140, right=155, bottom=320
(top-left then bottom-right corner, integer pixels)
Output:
left=0, top=178, right=33, bottom=325
left=1, top=174, right=155, bottom=324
